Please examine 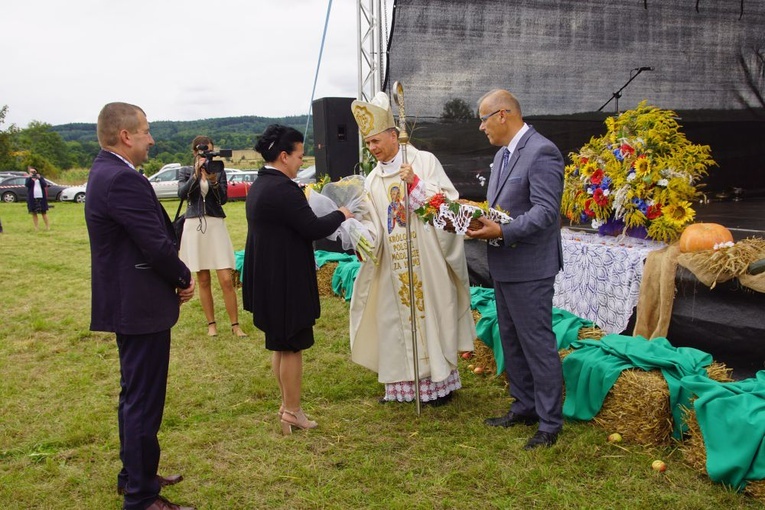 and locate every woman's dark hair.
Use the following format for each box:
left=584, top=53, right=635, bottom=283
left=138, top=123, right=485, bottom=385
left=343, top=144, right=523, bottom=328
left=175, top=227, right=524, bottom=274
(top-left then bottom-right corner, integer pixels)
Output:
left=255, top=125, right=304, bottom=163
left=192, top=135, right=214, bottom=153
